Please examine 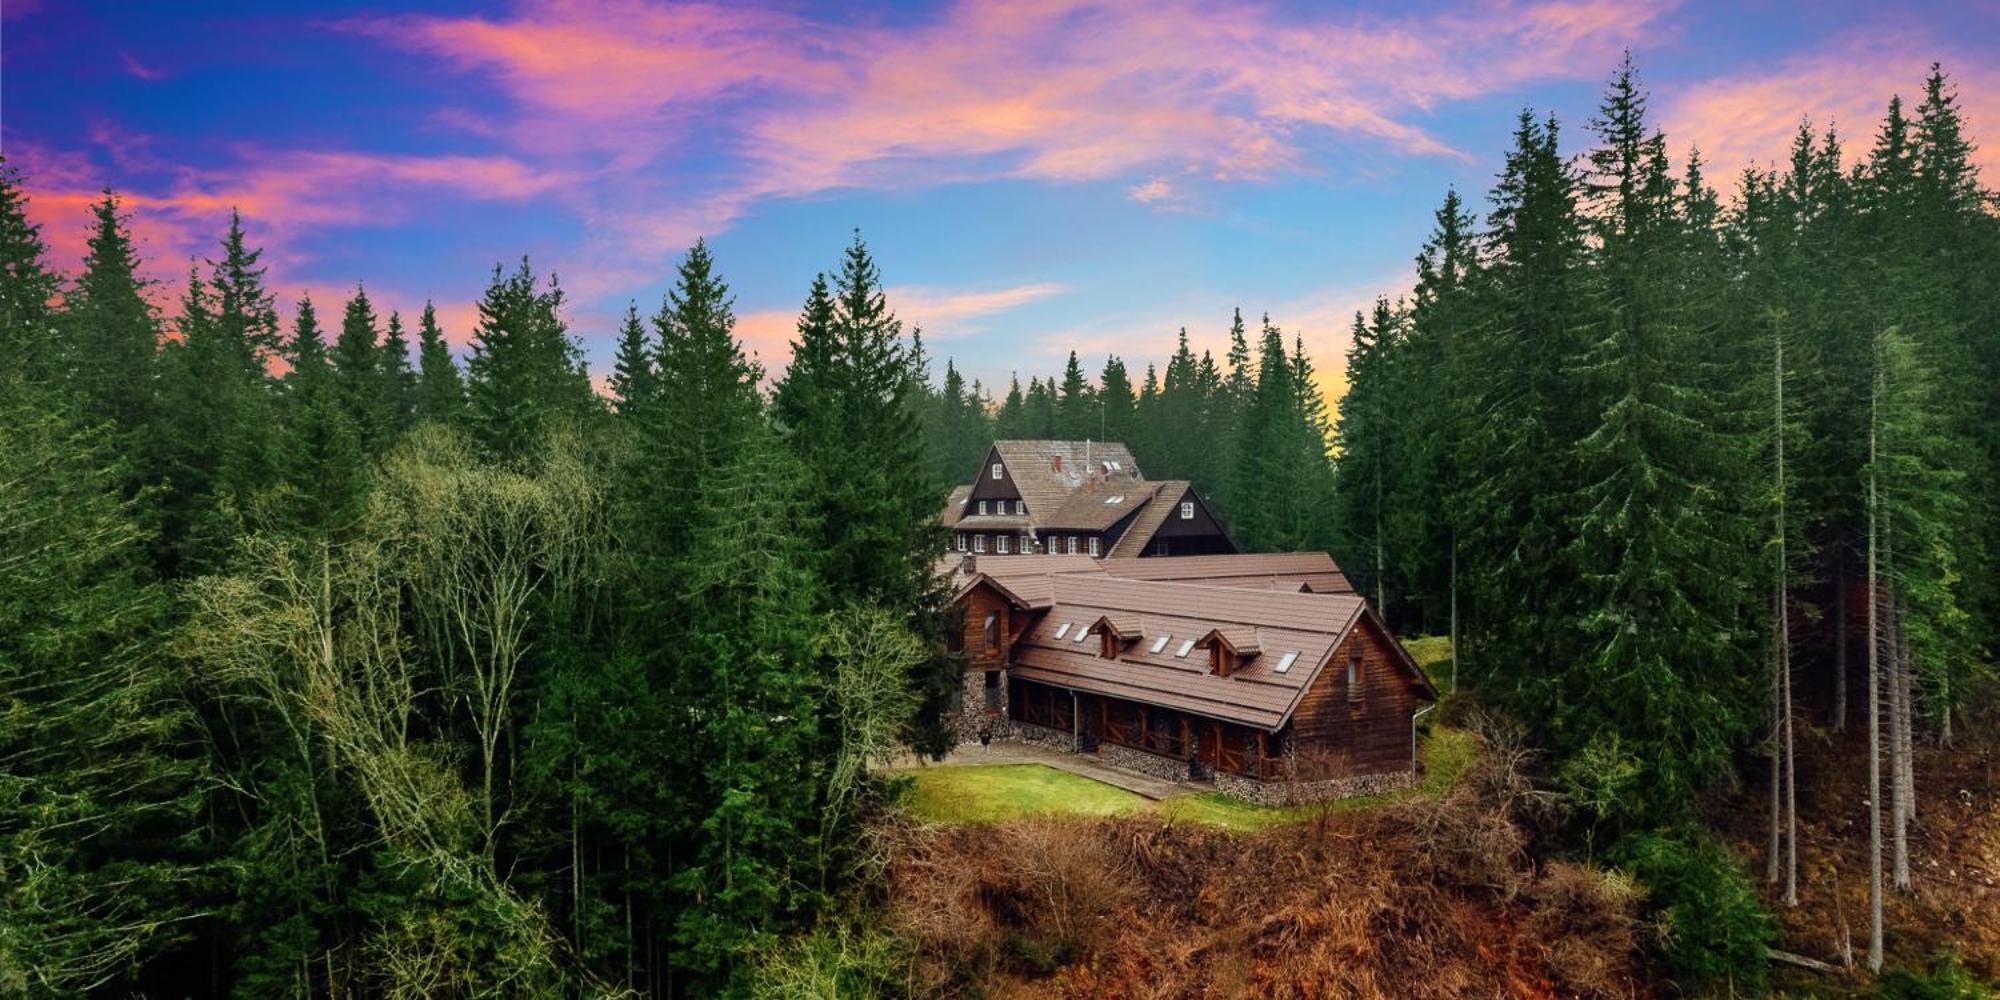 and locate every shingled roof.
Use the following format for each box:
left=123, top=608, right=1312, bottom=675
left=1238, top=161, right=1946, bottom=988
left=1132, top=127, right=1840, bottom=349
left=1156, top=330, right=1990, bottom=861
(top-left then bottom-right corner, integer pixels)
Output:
left=1102, top=481, right=1190, bottom=557
left=1097, top=551, right=1354, bottom=594
left=991, top=440, right=1142, bottom=519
